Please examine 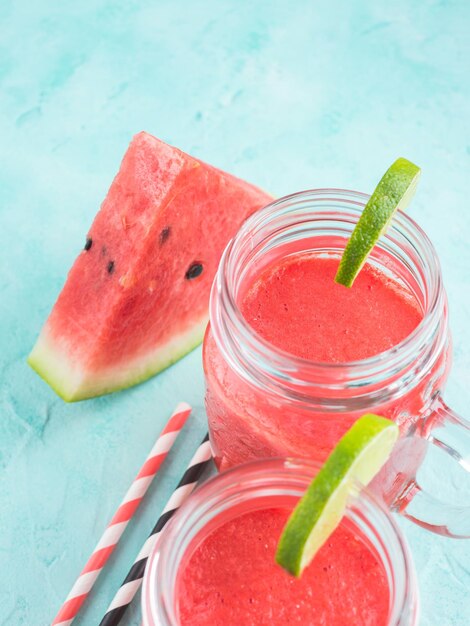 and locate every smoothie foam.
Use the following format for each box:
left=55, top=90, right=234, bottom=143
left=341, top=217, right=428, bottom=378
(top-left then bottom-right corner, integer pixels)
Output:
left=177, top=506, right=389, bottom=626
left=240, top=253, right=422, bottom=362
